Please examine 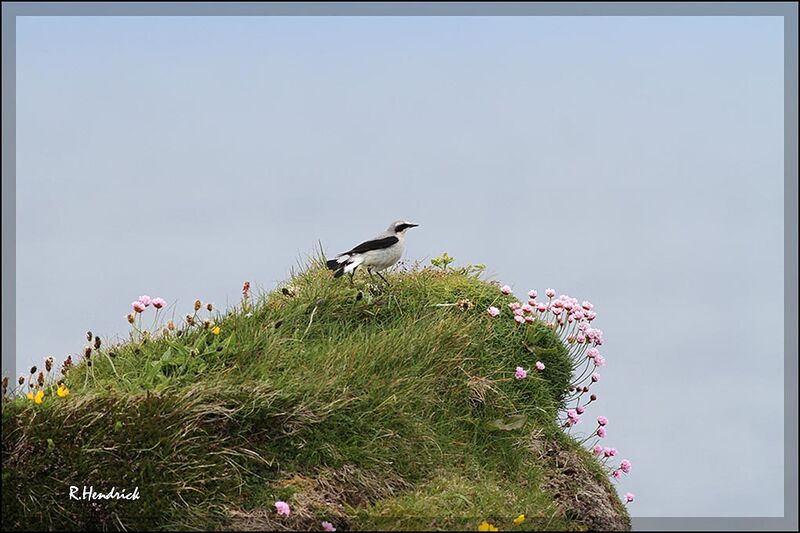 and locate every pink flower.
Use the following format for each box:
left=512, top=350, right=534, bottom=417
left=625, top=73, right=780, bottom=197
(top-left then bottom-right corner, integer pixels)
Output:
left=537, top=303, right=548, bottom=312
left=545, top=288, right=556, bottom=298
left=275, top=501, right=291, bottom=516
left=528, top=289, right=537, bottom=298
left=500, top=285, right=512, bottom=295
left=611, top=469, right=622, bottom=479
left=509, top=302, right=521, bottom=310
left=597, top=416, right=608, bottom=426
left=576, top=405, right=586, bottom=414
left=620, top=459, right=632, bottom=474
left=578, top=323, right=590, bottom=332
left=132, top=301, right=146, bottom=313
left=138, top=295, right=152, bottom=307
left=586, top=310, right=597, bottom=321
left=586, top=348, right=599, bottom=360
left=591, top=373, right=600, bottom=383
left=522, top=304, right=533, bottom=313
left=321, top=521, right=336, bottom=532
left=528, top=298, right=537, bottom=306
left=514, top=314, right=525, bottom=324
left=567, top=409, right=580, bottom=425
left=592, top=445, right=603, bottom=456
left=576, top=333, right=586, bottom=344
left=513, top=308, right=524, bottom=316
left=525, top=315, right=535, bottom=323
left=594, top=355, right=606, bottom=367
left=582, top=301, right=593, bottom=310
left=535, top=361, right=545, bottom=371
left=625, top=492, right=635, bottom=503
left=487, top=306, right=500, bottom=317
left=603, top=447, right=617, bottom=458
left=596, top=426, right=606, bottom=438
left=515, top=366, right=528, bottom=380
left=151, top=297, right=167, bottom=309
